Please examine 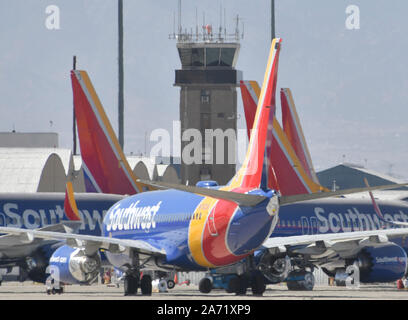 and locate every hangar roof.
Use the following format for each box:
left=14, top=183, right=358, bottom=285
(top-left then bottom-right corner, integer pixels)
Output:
left=0, top=148, right=70, bottom=192
left=317, top=163, right=408, bottom=191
